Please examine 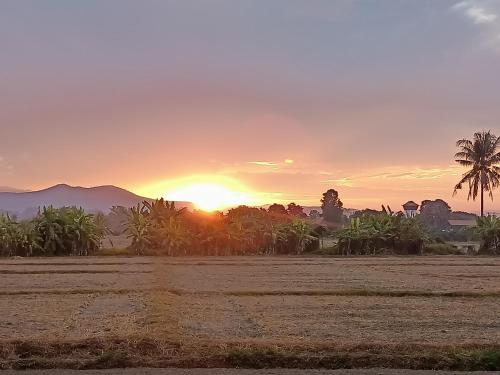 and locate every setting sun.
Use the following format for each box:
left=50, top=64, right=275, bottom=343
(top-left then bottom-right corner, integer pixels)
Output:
left=166, top=183, right=252, bottom=211
left=135, top=175, right=257, bottom=211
